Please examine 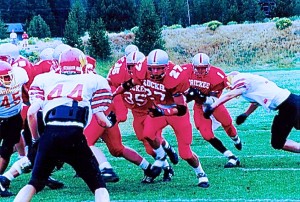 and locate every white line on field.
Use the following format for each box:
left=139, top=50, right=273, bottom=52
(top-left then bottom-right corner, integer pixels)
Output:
left=110, top=199, right=300, bottom=202
left=199, top=154, right=298, bottom=158
left=239, top=167, right=300, bottom=171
